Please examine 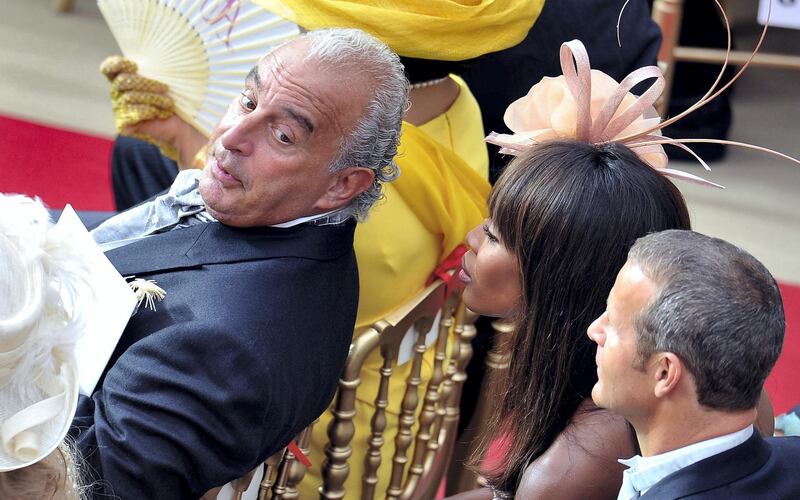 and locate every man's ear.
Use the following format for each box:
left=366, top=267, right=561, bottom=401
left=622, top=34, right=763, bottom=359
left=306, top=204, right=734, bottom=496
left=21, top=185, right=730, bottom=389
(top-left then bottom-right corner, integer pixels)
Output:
left=653, top=352, right=683, bottom=399
left=313, top=167, right=375, bottom=211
